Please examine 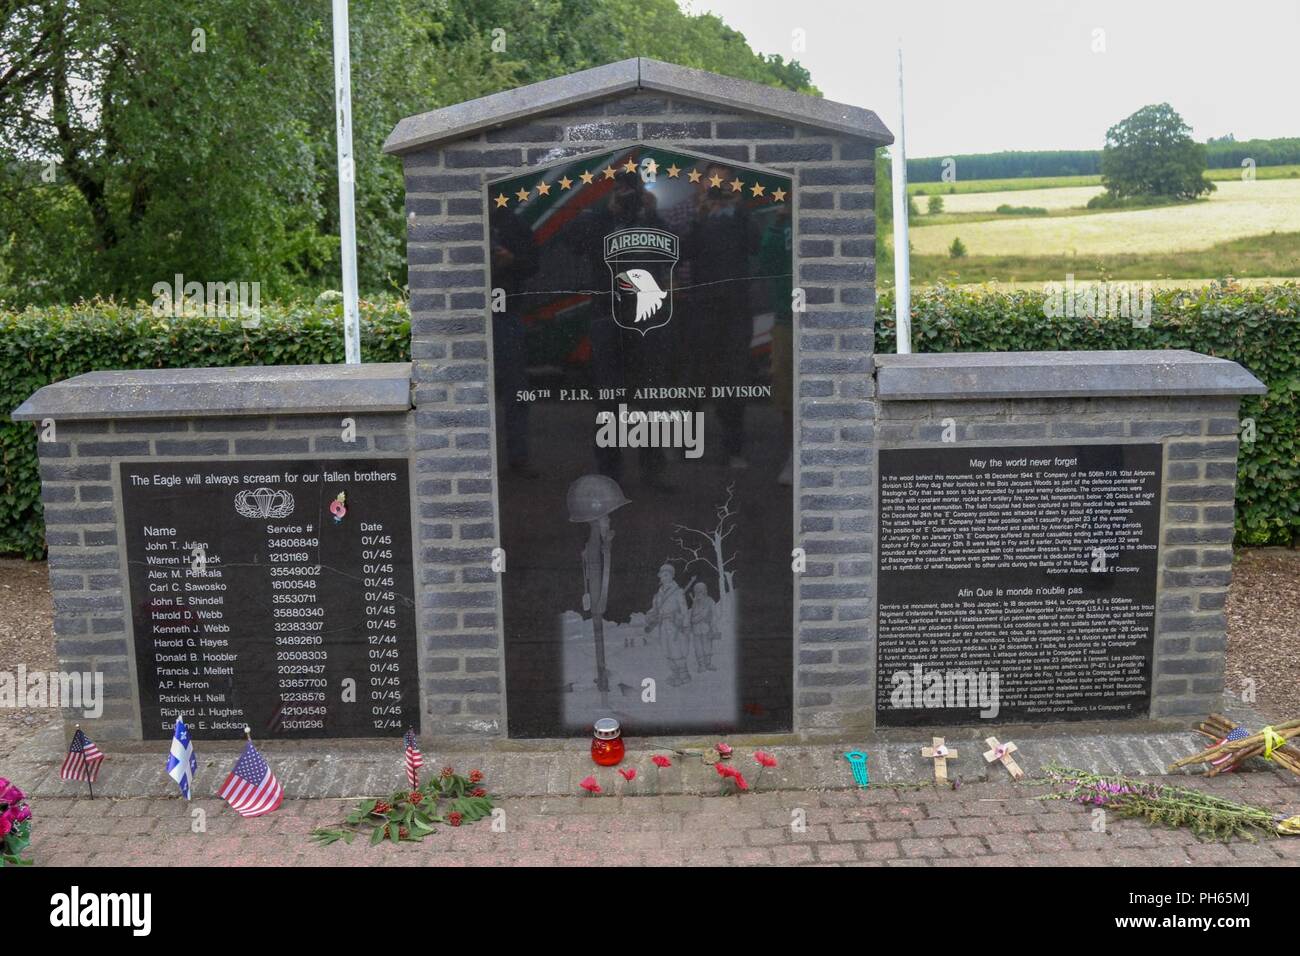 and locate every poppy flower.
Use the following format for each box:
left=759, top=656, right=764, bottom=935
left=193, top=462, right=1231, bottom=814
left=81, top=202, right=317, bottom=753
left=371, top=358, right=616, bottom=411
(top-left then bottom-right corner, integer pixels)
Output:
left=733, top=773, right=749, bottom=791
left=754, top=751, right=777, bottom=768
left=651, top=755, right=672, bottom=768
left=618, top=768, right=637, bottom=781
left=715, top=762, right=737, bottom=778
left=579, top=776, right=602, bottom=794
